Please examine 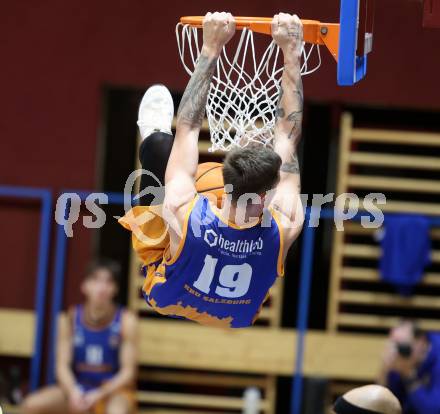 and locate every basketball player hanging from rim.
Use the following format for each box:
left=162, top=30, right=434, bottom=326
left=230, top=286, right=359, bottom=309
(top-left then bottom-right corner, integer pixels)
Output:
left=120, top=12, right=304, bottom=328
